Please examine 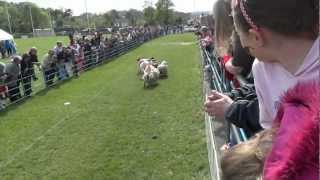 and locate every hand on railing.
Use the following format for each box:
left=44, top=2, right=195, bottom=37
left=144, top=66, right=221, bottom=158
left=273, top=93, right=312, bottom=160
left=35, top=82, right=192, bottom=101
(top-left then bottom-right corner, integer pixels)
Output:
left=204, top=90, right=234, bottom=119
left=225, top=59, right=242, bottom=75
